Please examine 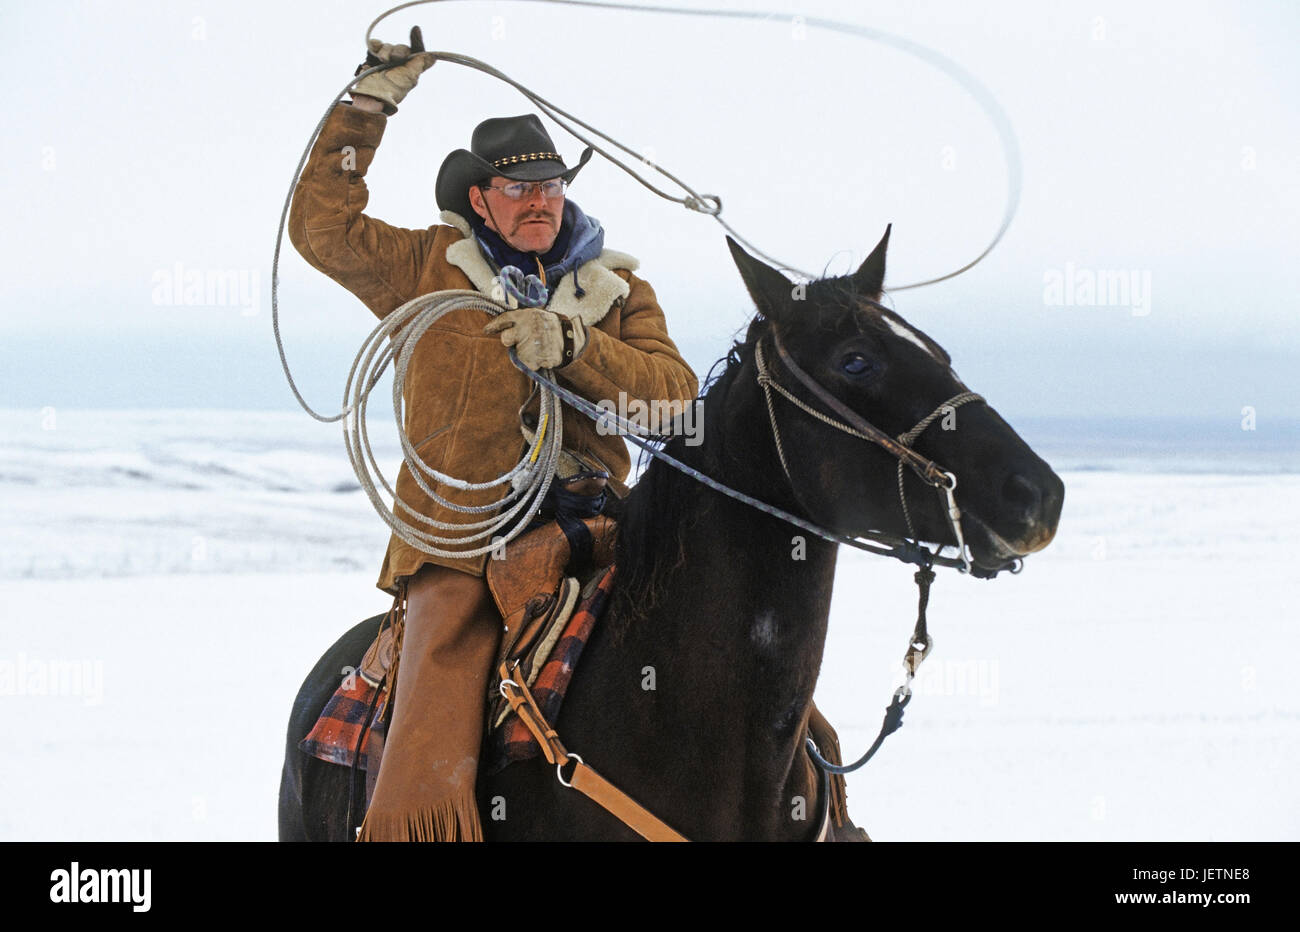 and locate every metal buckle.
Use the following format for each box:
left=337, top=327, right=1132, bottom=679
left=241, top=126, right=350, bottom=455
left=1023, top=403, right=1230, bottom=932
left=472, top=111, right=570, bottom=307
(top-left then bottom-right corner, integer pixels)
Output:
left=556, top=752, right=583, bottom=788
left=903, top=633, right=933, bottom=676
left=938, top=472, right=972, bottom=574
